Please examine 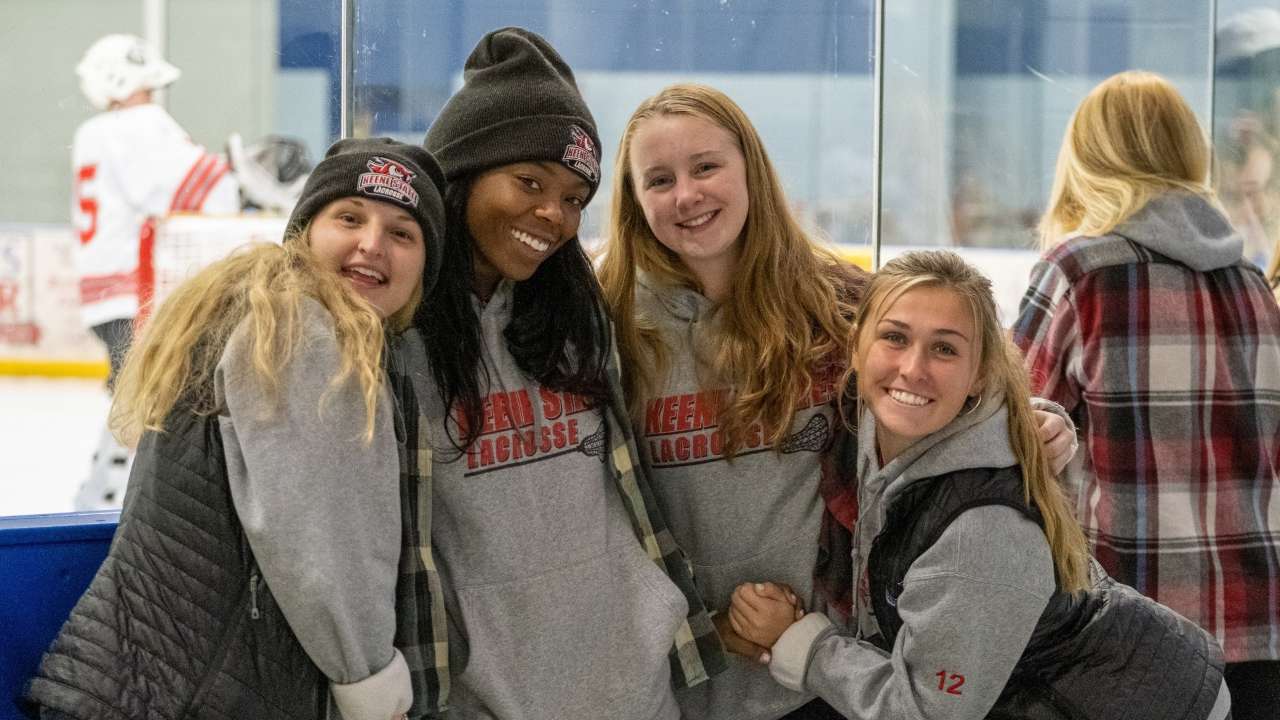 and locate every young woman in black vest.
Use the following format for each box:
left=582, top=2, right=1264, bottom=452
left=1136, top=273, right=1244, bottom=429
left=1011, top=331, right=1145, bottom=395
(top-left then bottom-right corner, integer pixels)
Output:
left=26, top=138, right=449, bottom=720
left=728, top=251, right=1230, bottom=720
